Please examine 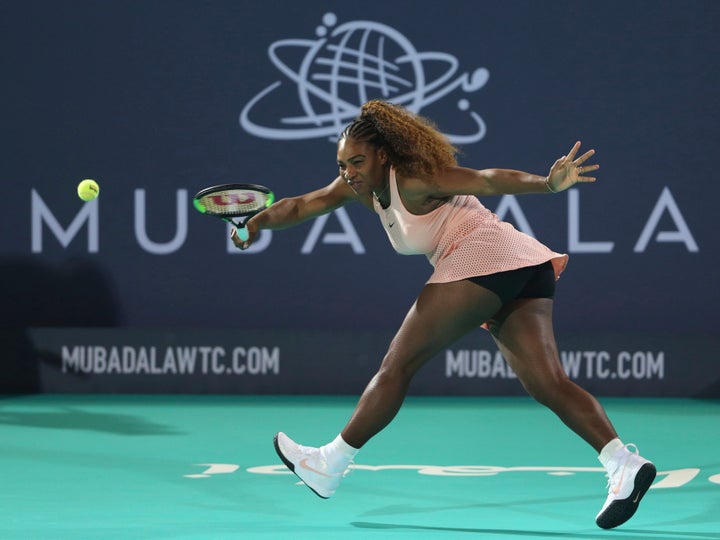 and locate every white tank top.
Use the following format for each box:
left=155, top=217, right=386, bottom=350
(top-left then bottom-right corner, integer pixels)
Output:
left=372, top=167, right=569, bottom=282
left=372, top=167, right=480, bottom=255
